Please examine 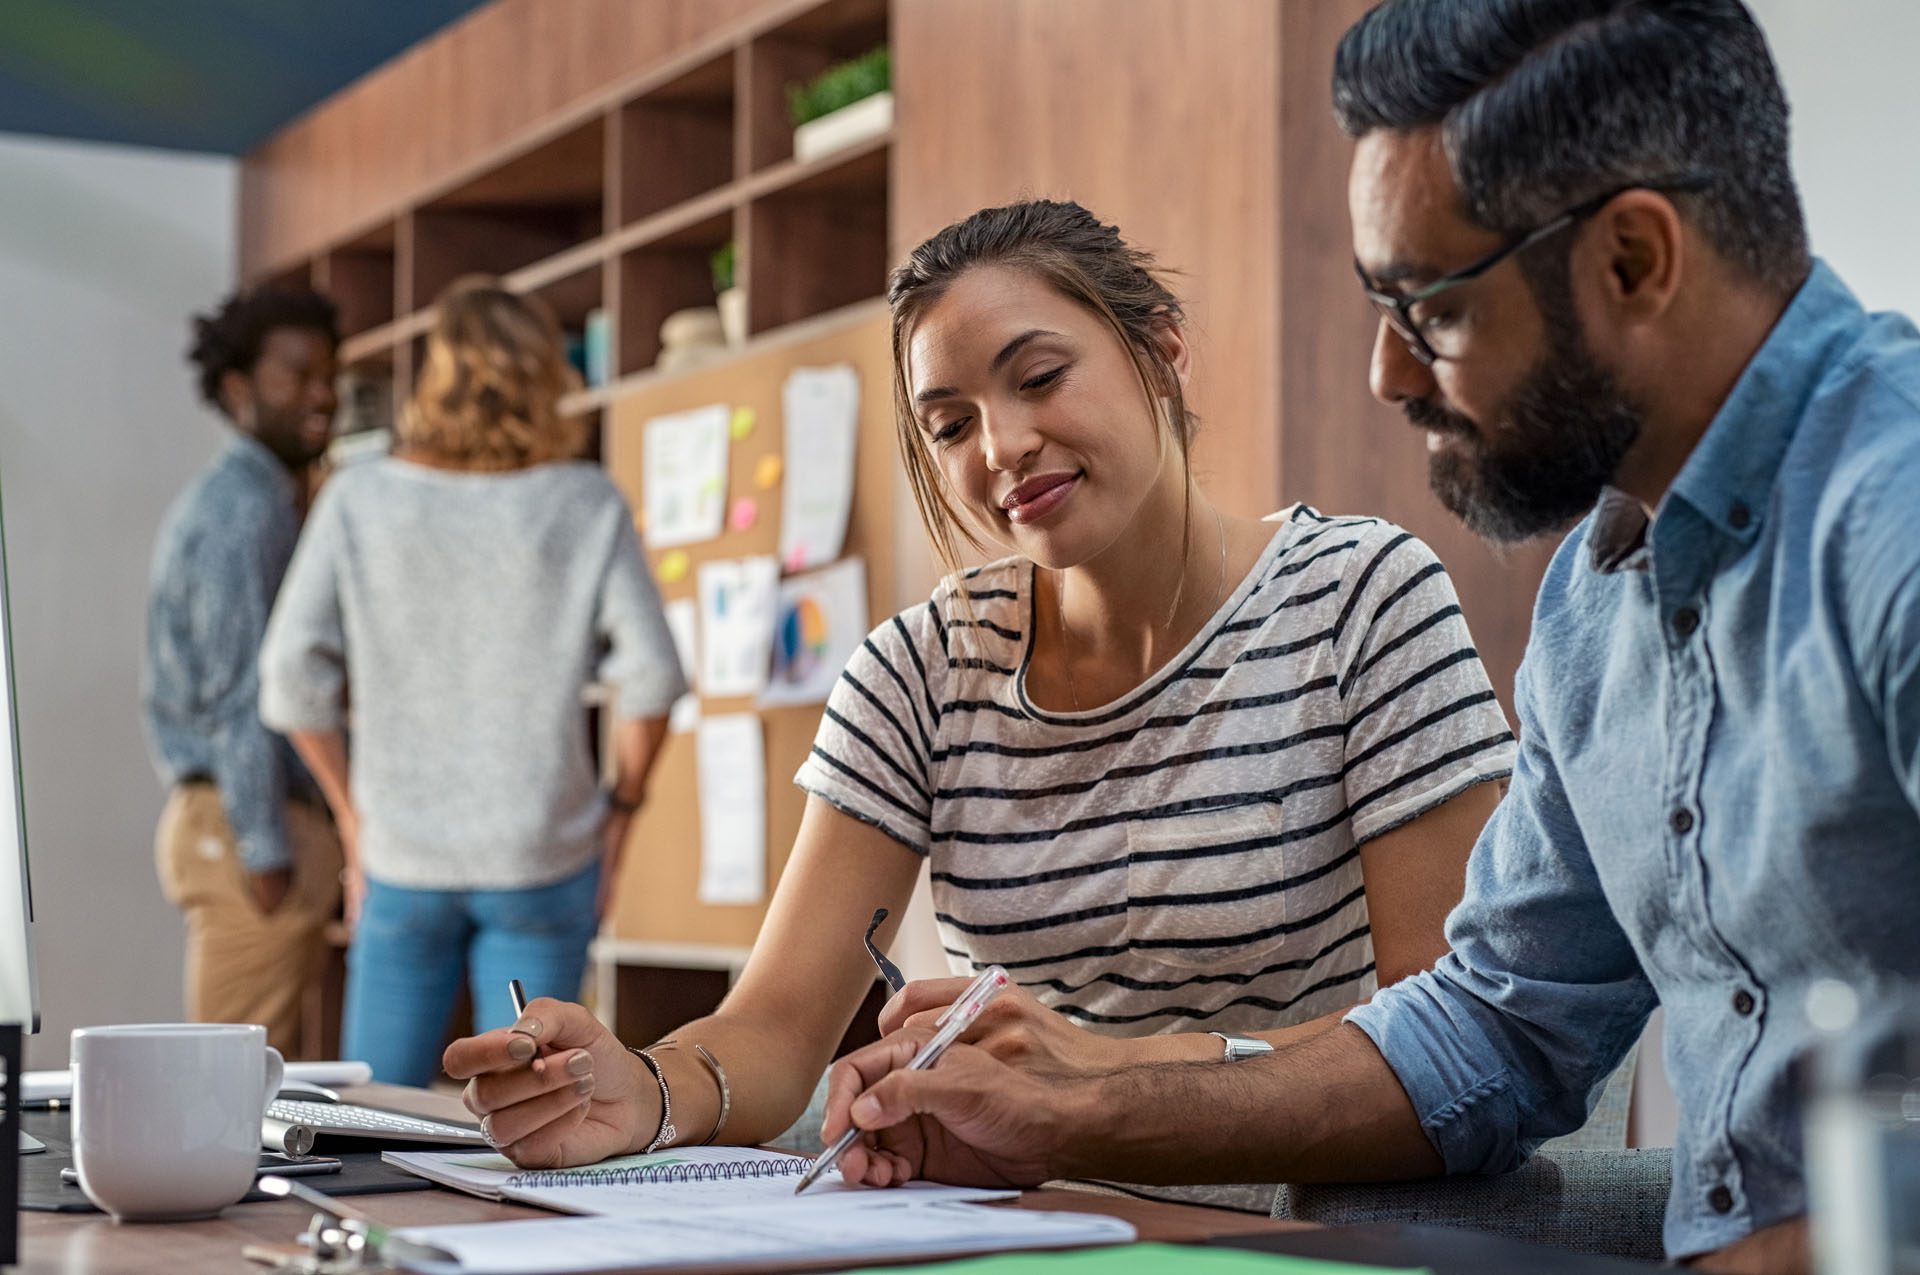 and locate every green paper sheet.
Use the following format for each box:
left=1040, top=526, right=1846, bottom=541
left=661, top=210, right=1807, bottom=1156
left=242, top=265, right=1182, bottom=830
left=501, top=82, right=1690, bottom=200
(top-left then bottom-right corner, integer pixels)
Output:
left=842, top=1240, right=1429, bottom=1274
